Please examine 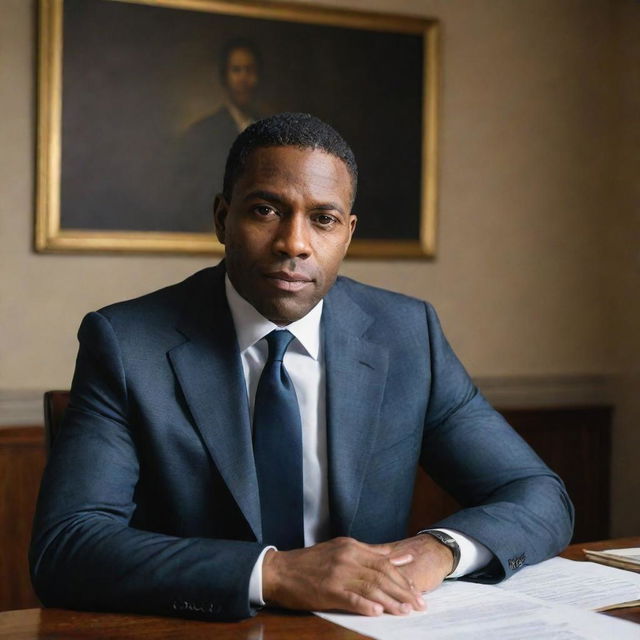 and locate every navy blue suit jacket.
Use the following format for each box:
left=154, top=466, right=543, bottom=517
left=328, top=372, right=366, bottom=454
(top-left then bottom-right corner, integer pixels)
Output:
left=30, top=264, right=574, bottom=620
